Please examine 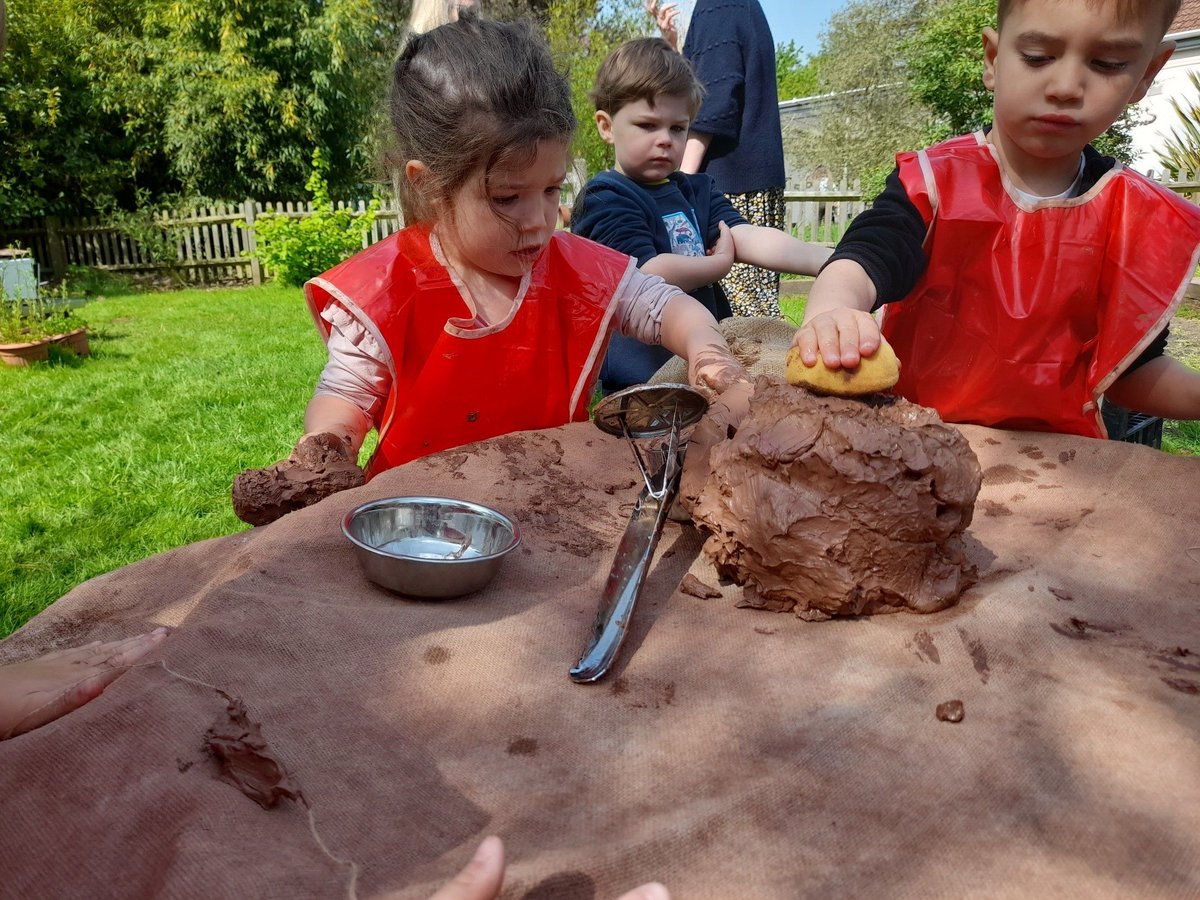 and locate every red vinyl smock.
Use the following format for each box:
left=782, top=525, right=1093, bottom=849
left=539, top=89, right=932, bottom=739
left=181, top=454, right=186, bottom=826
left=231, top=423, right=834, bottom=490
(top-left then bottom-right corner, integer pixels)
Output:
left=305, top=226, right=636, bottom=478
left=881, top=132, right=1200, bottom=437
